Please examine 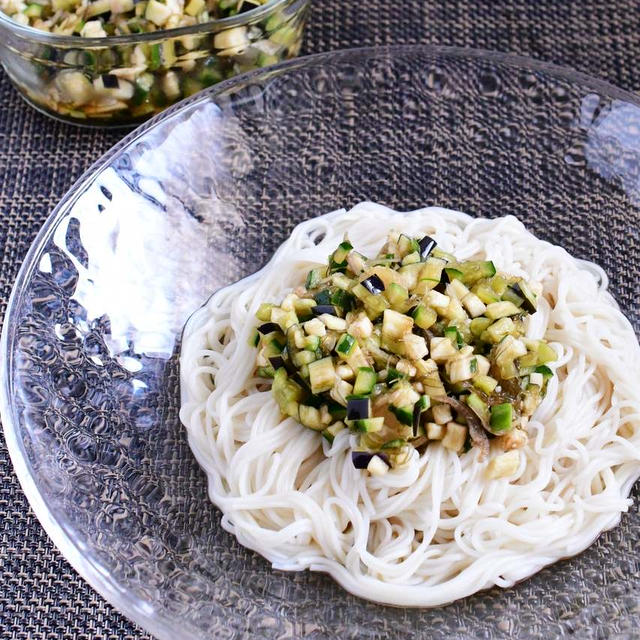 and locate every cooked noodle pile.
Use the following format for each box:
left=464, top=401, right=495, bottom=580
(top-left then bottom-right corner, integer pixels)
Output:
left=179, top=203, right=640, bottom=606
